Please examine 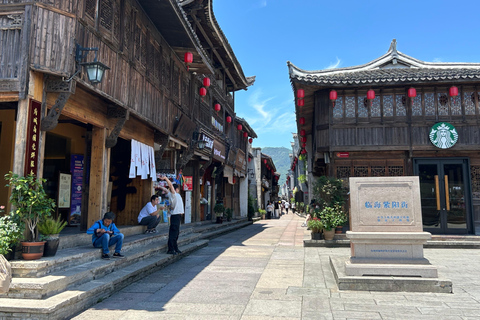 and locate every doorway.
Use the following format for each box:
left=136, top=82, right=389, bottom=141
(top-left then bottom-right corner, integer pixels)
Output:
left=414, top=158, right=472, bottom=234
